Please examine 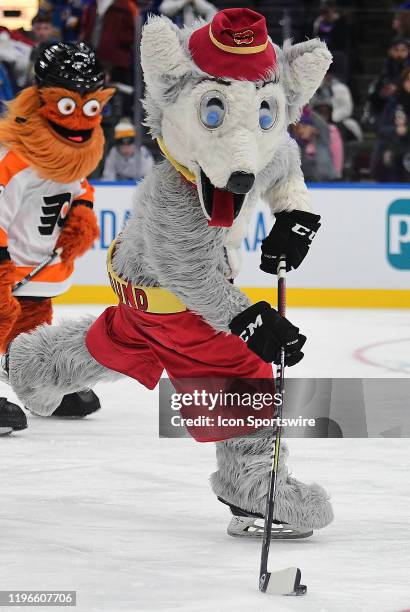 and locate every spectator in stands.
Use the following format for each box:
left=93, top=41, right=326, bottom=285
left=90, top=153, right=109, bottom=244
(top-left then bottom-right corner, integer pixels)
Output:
left=0, top=24, right=34, bottom=48
left=392, top=5, right=410, bottom=41
left=366, top=38, right=410, bottom=125
left=0, top=28, right=32, bottom=92
left=159, top=0, right=216, bottom=27
left=0, top=13, right=56, bottom=90
left=32, top=13, right=56, bottom=47
left=291, top=107, right=337, bottom=182
left=313, top=0, right=351, bottom=81
left=29, top=13, right=57, bottom=70
left=38, top=0, right=62, bottom=38
left=0, top=63, right=14, bottom=115
left=311, top=93, right=344, bottom=179
left=81, top=0, right=151, bottom=116
left=60, top=0, right=92, bottom=42
left=316, top=68, right=362, bottom=143
left=372, top=66, right=410, bottom=182
left=102, top=118, right=154, bottom=181
left=38, top=0, right=94, bottom=41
